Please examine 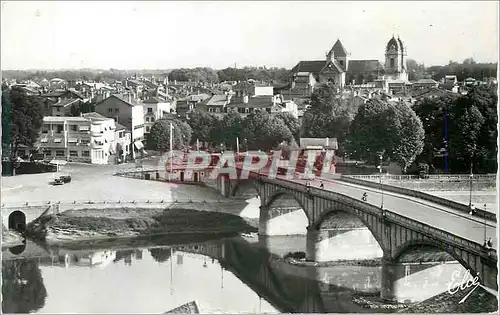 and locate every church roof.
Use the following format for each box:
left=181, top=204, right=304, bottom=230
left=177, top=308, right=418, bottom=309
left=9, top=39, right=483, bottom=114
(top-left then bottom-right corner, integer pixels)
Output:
left=386, top=36, right=404, bottom=53
left=348, top=60, right=384, bottom=73
left=292, top=61, right=326, bottom=74
left=321, top=60, right=345, bottom=73
left=329, top=39, right=348, bottom=57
